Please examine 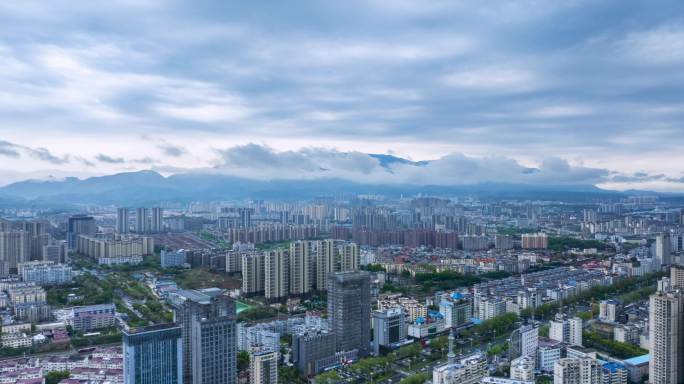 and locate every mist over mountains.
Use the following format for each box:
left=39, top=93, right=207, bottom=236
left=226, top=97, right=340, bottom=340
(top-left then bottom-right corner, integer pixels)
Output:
left=0, top=168, right=631, bottom=207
